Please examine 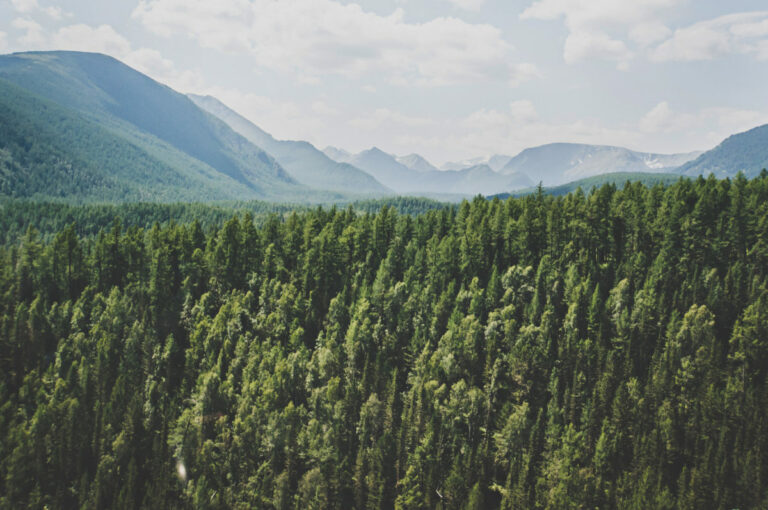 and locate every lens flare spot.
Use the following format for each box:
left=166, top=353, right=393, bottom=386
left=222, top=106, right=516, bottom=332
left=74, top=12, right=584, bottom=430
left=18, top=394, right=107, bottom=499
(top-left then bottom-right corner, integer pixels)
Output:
left=176, top=460, right=187, bottom=482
